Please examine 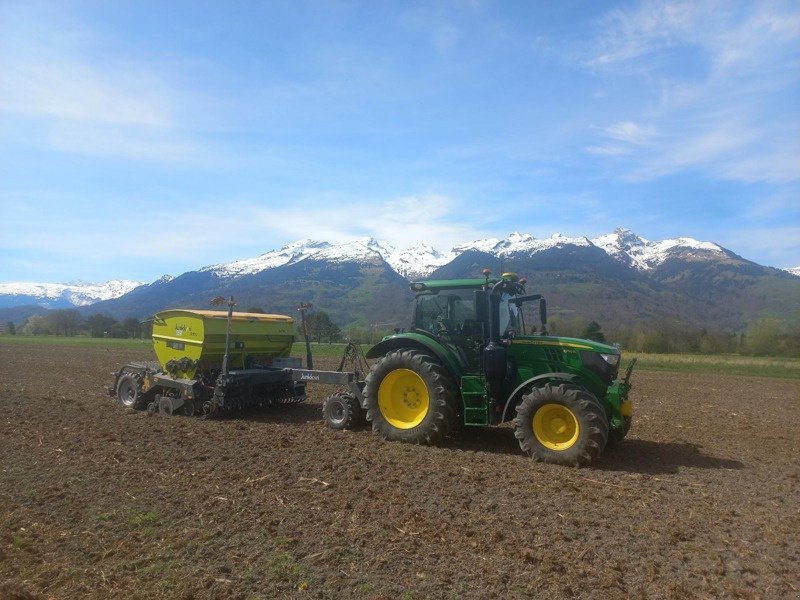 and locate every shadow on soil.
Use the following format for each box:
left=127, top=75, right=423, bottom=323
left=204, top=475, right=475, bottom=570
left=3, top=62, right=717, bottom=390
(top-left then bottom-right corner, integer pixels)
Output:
left=442, top=428, right=746, bottom=475
left=214, top=405, right=746, bottom=475
left=595, top=439, right=744, bottom=474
